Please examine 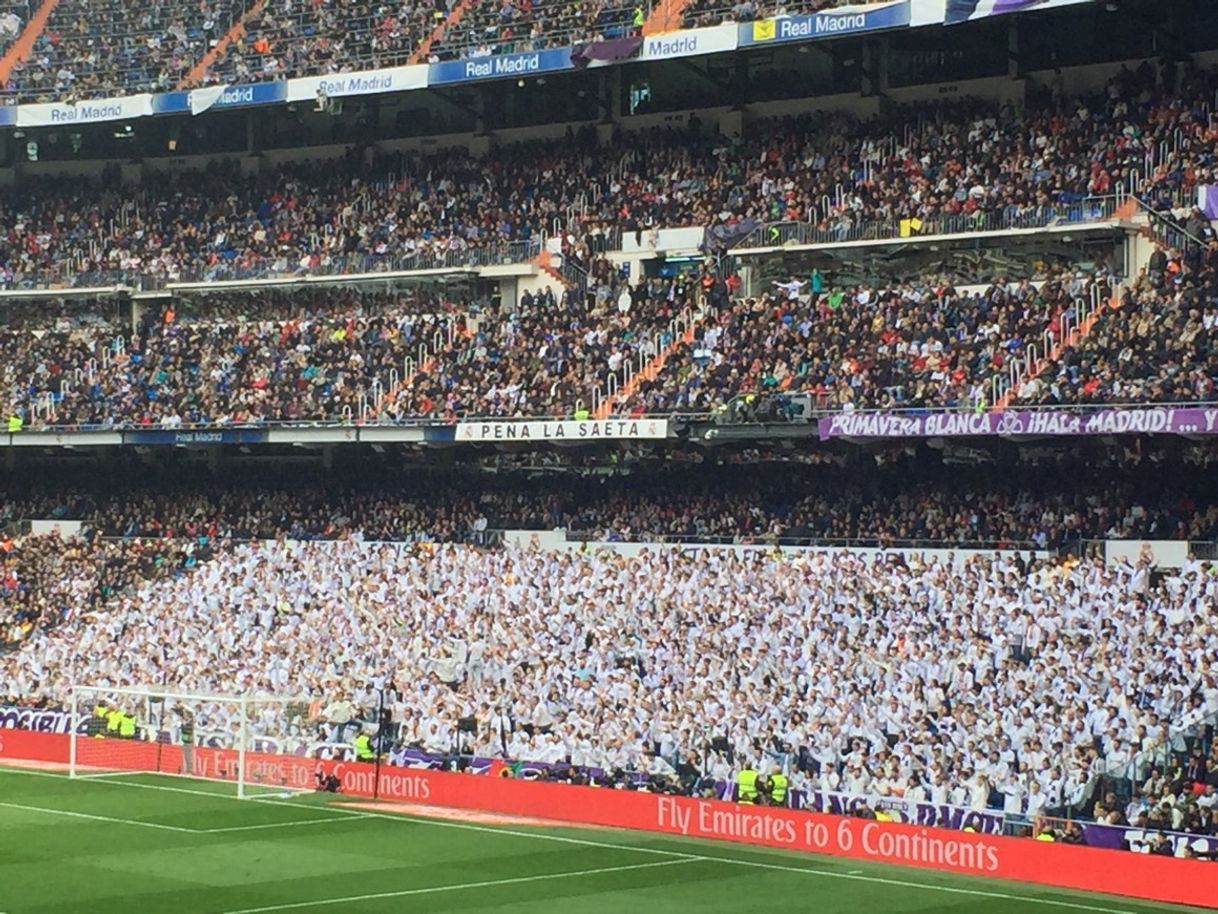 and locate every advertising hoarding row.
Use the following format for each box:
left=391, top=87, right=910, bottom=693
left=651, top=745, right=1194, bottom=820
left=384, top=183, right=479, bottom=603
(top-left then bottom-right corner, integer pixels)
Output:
left=0, top=728, right=1212, bottom=909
